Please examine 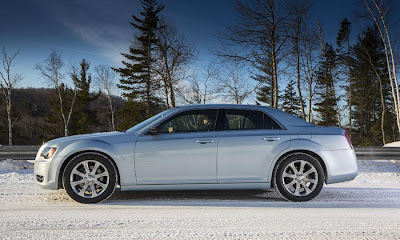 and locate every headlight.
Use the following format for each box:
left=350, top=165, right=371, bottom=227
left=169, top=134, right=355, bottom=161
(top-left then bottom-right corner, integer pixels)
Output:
left=41, top=147, right=57, bottom=159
